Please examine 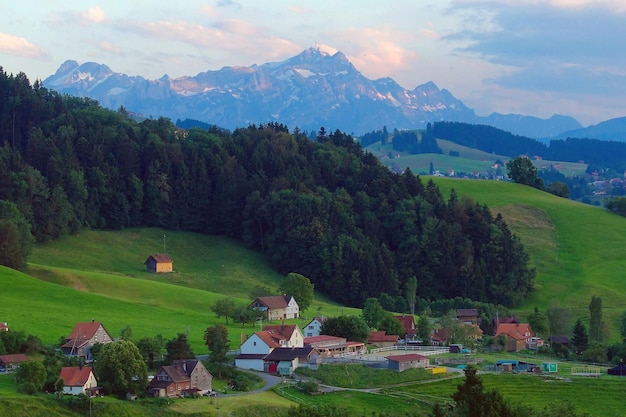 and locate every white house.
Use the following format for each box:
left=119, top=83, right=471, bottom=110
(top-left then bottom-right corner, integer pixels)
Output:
left=303, top=317, right=326, bottom=337
left=235, top=325, right=304, bottom=371
left=235, top=332, right=279, bottom=371
left=250, top=295, right=299, bottom=320
left=58, top=366, right=99, bottom=396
